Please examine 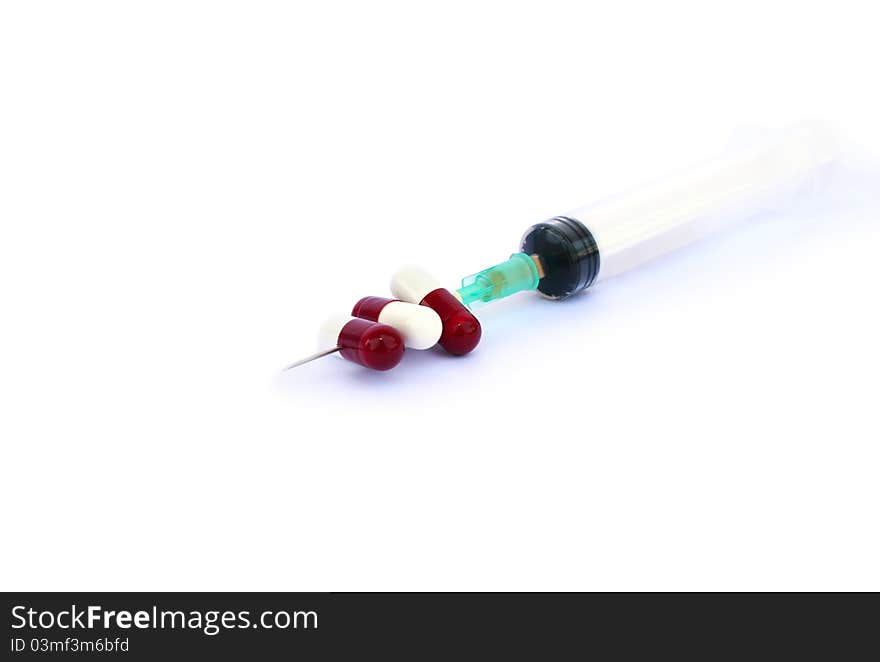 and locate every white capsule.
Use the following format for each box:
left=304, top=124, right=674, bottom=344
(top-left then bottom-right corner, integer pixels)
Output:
left=317, top=314, right=353, bottom=358
left=351, top=297, right=442, bottom=350
left=390, top=265, right=443, bottom=304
